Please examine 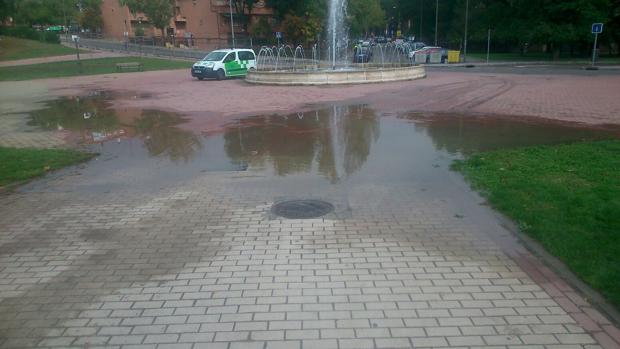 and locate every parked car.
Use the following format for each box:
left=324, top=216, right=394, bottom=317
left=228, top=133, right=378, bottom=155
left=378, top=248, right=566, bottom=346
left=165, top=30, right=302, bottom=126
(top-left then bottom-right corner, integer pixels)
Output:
left=408, top=46, right=448, bottom=63
left=353, top=45, right=372, bottom=63
left=375, top=36, right=387, bottom=44
left=191, top=48, right=256, bottom=81
left=408, top=42, right=427, bottom=51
